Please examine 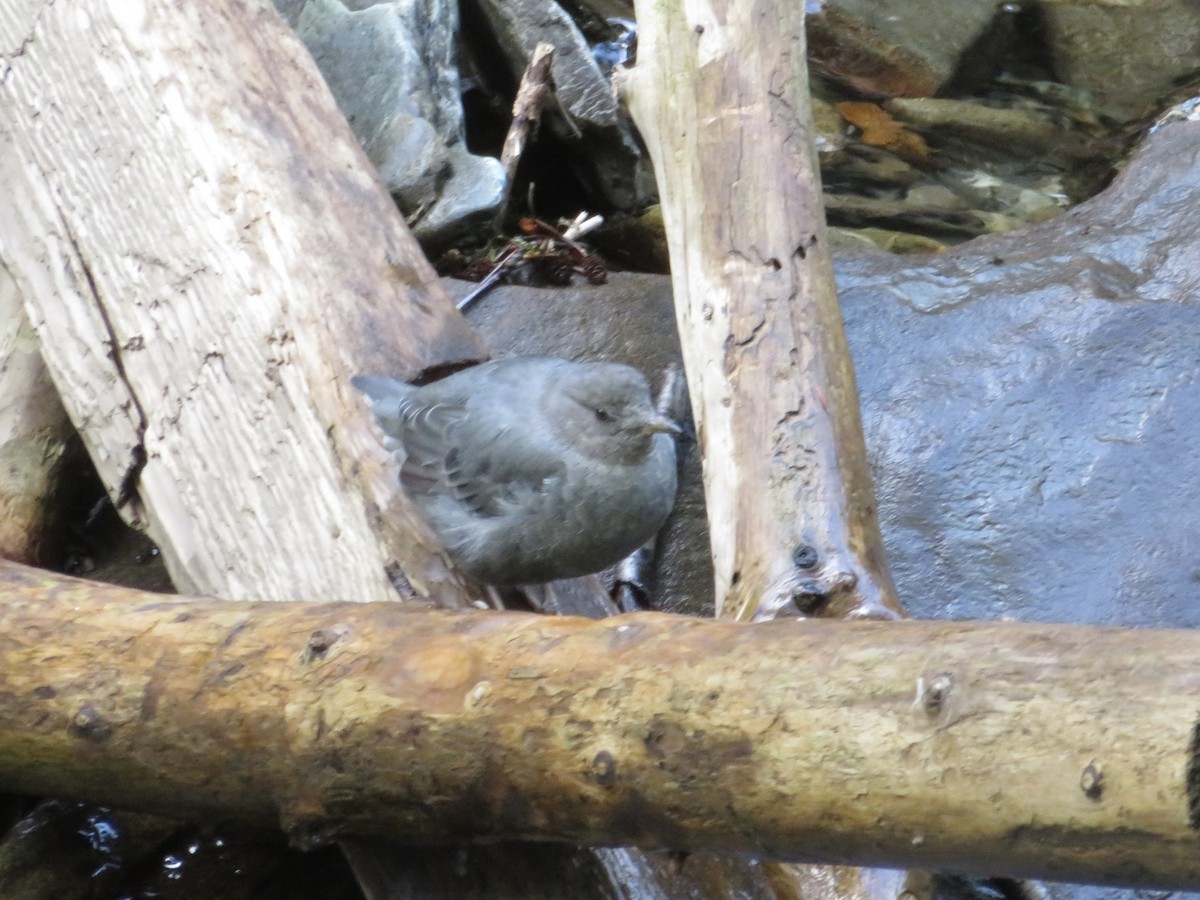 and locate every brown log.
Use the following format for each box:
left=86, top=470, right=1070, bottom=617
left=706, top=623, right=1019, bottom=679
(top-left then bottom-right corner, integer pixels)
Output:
left=1, top=559, right=1198, bottom=889
left=621, top=0, right=899, bottom=622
